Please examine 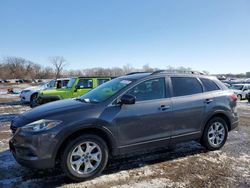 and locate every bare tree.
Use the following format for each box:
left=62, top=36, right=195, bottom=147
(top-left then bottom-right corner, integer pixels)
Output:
left=49, top=56, right=67, bottom=78
left=142, top=64, right=156, bottom=72
left=123, top=63, right=134, bottom=74
left=3, top=56, right=26, bottom=79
